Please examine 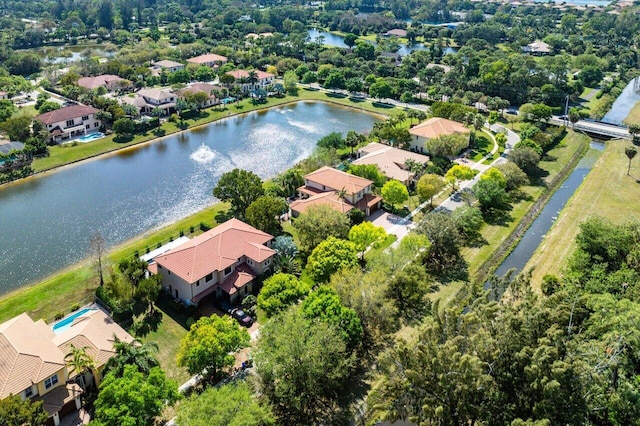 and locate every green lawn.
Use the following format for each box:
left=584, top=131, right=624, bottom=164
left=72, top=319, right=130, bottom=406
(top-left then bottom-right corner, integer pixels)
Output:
left=525, top=140, right=640, bottom=289
left=0, top=202, right=230, bottom=324
left=31, top=89, right=396, bottom=174
left=624, top=99, right=640, bottom=125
